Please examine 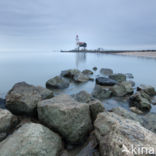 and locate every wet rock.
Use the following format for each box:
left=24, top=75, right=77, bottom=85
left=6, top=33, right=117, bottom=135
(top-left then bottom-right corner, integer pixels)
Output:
left=100, top=68, right=113, bottom=76
left=61, top=69, right=81, bottom=78
left=82, top=69, right=93, bottom=75
left=6, top=82, right=42, bottom=116
left=96, top=77, right=117, bottom=86
left=110, top=81, right=133, bottom=97
left=94, top=111, right=156, bottom=156
left=37, top=94, right=92, bottom=144
left=0, top=98, right=5, bottom=109
left=130, top=107, right=144, bottom=114
left=72, top=90, right=93, bottom=103
left=0, top=123, right=62, bottom=156
left=46, top=76, right=70, bottom=89
left=88, top=99, right=105, bottom=121
left=92, top=85, right=112, bottom=100
left=126, top=73, right=134, bottom=79
left=129, top=92, right=151, bottom=112
left=0, top=109, right=19, bottom=142
left=109, top=73, right=126, bottom=82
left=137, top=84, right=156, bottom=96
left=73, top=72, right=90, bottom=83
left=93, top=67, right=97, bottom=71
left=36, top=86, right=54, bottom=99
